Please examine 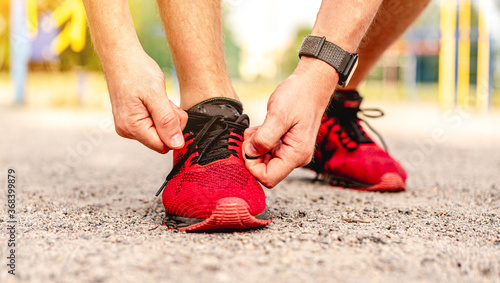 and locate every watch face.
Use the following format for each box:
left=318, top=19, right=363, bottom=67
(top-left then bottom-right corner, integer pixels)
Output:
left=344, top=57, right=359, bottom=87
